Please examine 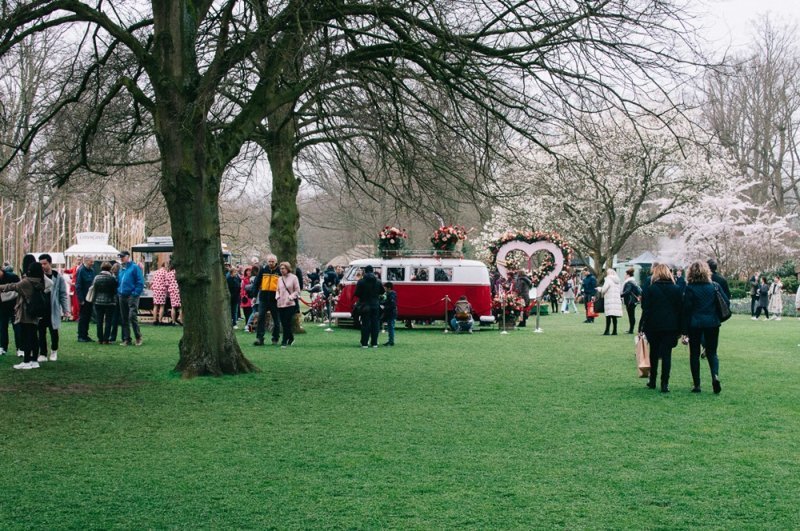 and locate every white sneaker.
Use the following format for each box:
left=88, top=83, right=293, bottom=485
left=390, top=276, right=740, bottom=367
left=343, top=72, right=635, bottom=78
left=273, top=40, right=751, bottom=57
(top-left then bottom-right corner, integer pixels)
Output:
left=49, top=351, right=58, bottom=361
left=37, top=355, right=47, bottom=362
left=28, top=361, right=39, bottom=369
left=233, top=325, right=239, bottom=330
left=16, top=350, right=23, bottom=357
left=776, top=317, right=782, bottom=321
left=751, top=317, right=757, bottom=320
left=0, top=348, right=5, bottom=356
left=13, top=362, right=30, bottom=369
